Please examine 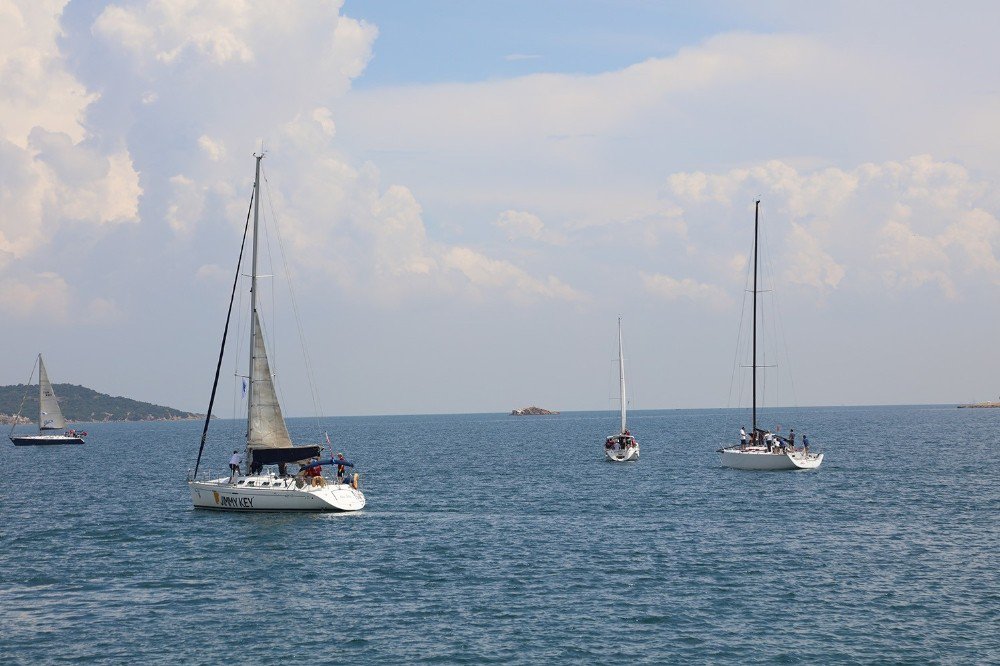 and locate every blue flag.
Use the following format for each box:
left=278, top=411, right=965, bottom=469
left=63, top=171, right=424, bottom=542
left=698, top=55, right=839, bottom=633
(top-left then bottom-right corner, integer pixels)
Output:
left=241, top=378, right=248, bottom=399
